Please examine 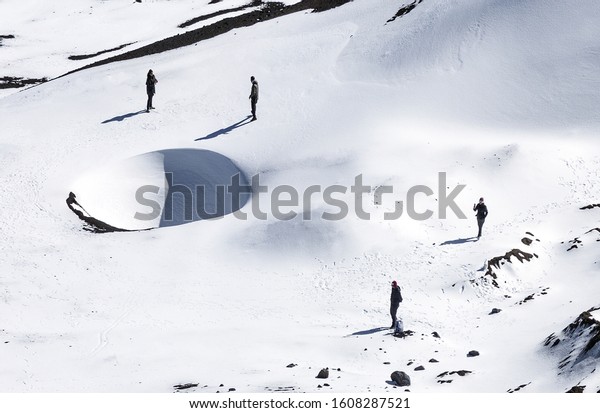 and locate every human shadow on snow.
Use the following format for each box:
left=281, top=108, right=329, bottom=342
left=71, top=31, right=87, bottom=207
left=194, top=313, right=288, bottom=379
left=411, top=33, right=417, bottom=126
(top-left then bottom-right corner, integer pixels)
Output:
left=101, top=110, right=147, bottom=124
left=349, top=327, right=389, bottom=336
left=195, top=116, right=253, bottom=141
left=440, top=237, right=478, bottom=245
